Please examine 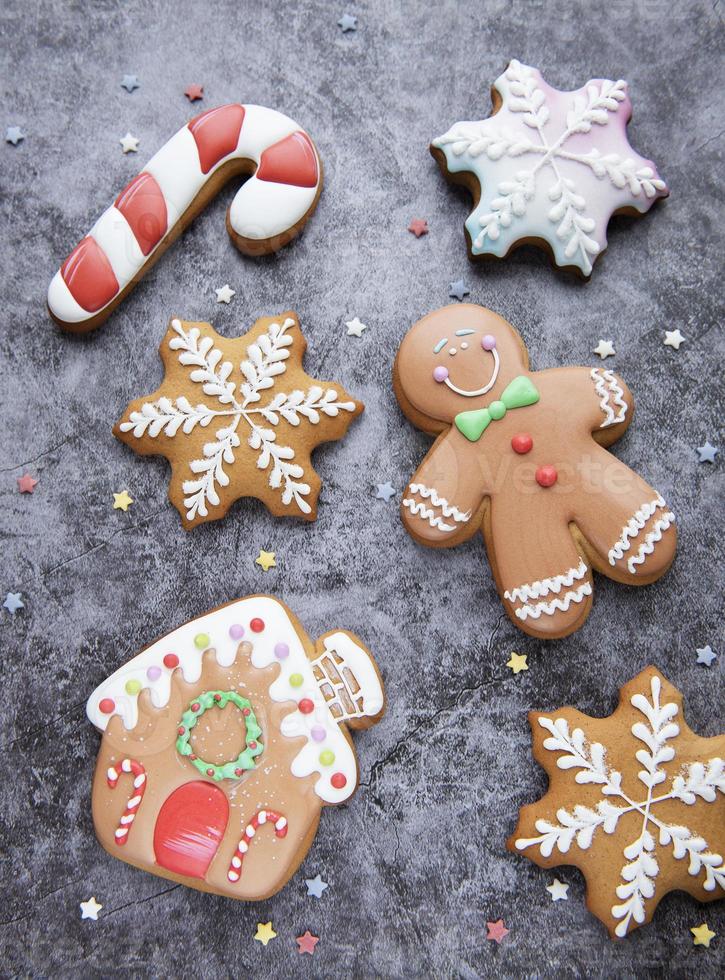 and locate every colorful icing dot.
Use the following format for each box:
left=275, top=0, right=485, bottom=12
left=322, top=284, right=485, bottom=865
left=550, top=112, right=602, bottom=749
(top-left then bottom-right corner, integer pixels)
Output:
left=99, top=698, right=115, bottom=714
left=289, top=673, right=304, bottom=688
left=191, top=702, right=201, bottom=712
left=229, top=624, right=245, bottom=640
left=319, top=749, right=335, bottom=766
left=331, top=772, right=347, bottom=789
left=433, top=365, right=449, bottom=383
left=311, top=725, right=326, bottom=742
left=163, top=653, right=179, bottom=668
left=250, top=618, right=265, bottom=633
left=298, top=698, right=314, bottom=714
left=247, top=740, right=257, bottom=750
left=482, top=334, right=496, bottom=350
left=146, top=665, right=162, bottom=681
left=511, top=433, right=533, bottom=455
left=194, top=632, right=210, bottom=649
left=177, top=726, right=185, bottom=736
left=234, top=767, right=243, bottom=777
left=274, top=642, right=289, bottom=660
left=125, top=679, right=141, bottom=695
left=536, top=465, right=558, bottom=488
